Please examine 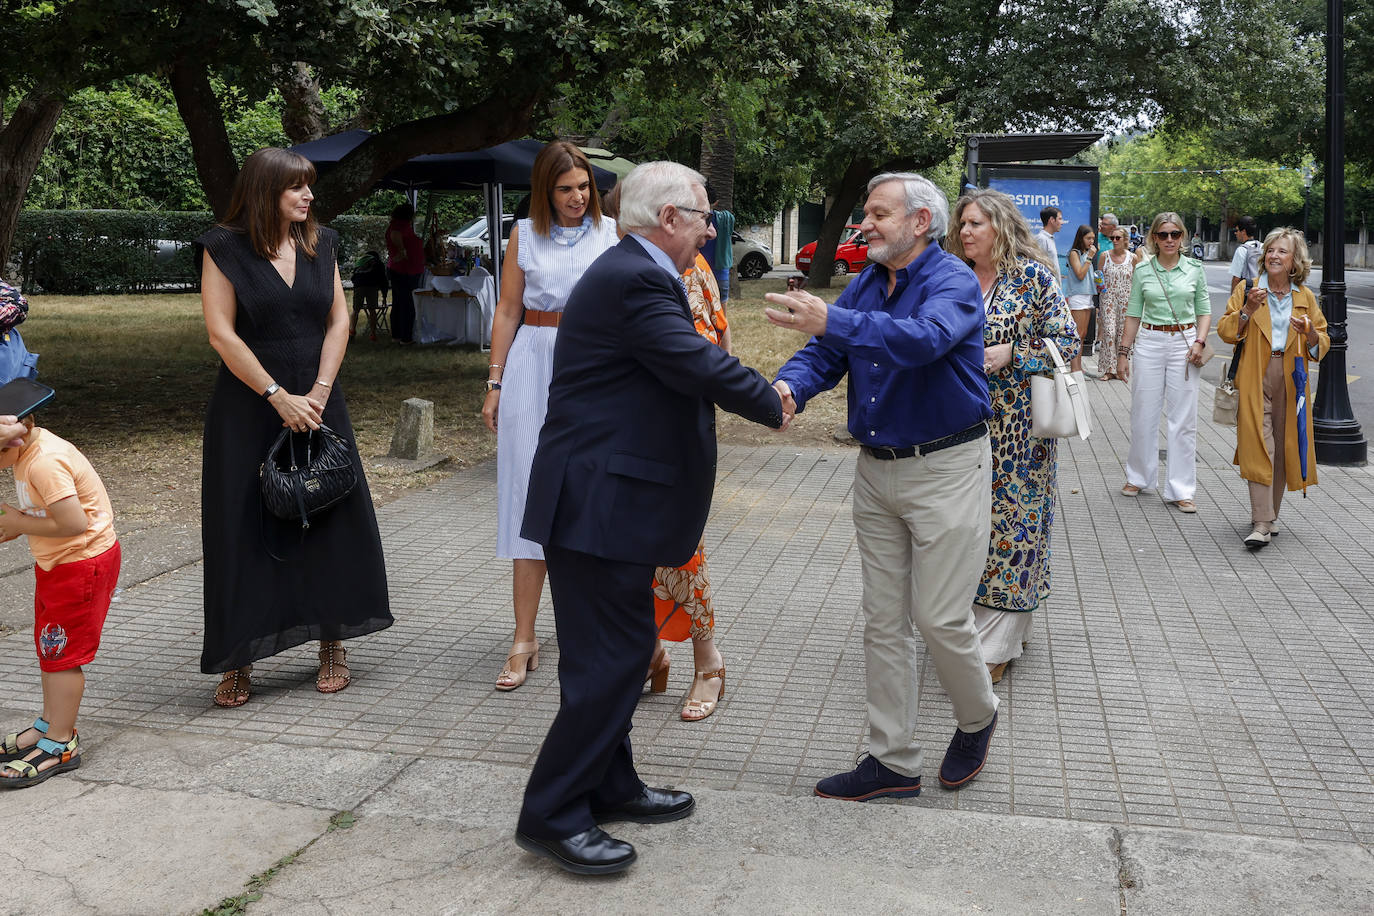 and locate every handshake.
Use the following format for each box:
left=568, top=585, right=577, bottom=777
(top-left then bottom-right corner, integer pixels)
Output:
left=771, top=381, right=797, bottom=432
